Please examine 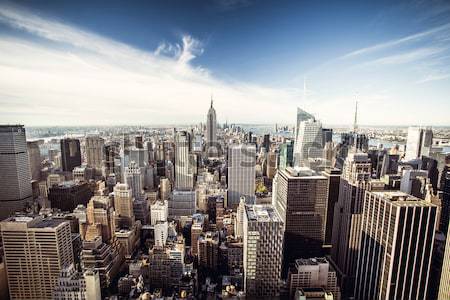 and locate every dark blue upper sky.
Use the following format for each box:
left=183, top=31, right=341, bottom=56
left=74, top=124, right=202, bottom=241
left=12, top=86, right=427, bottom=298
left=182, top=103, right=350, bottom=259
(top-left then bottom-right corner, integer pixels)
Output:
left=8, top=0, right=448, bottom=85
left=0, top=0, right=449, bottom=125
